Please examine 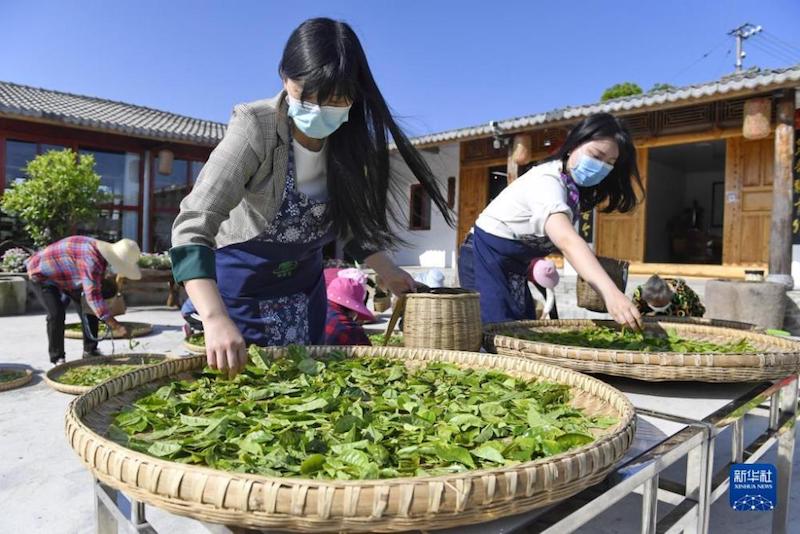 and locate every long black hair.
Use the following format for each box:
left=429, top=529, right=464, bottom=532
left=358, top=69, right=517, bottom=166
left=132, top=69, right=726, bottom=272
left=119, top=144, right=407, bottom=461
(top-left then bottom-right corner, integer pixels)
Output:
left=548, top=113, right=642, bottom=213
left=279, top=18, right=453, bottom=250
